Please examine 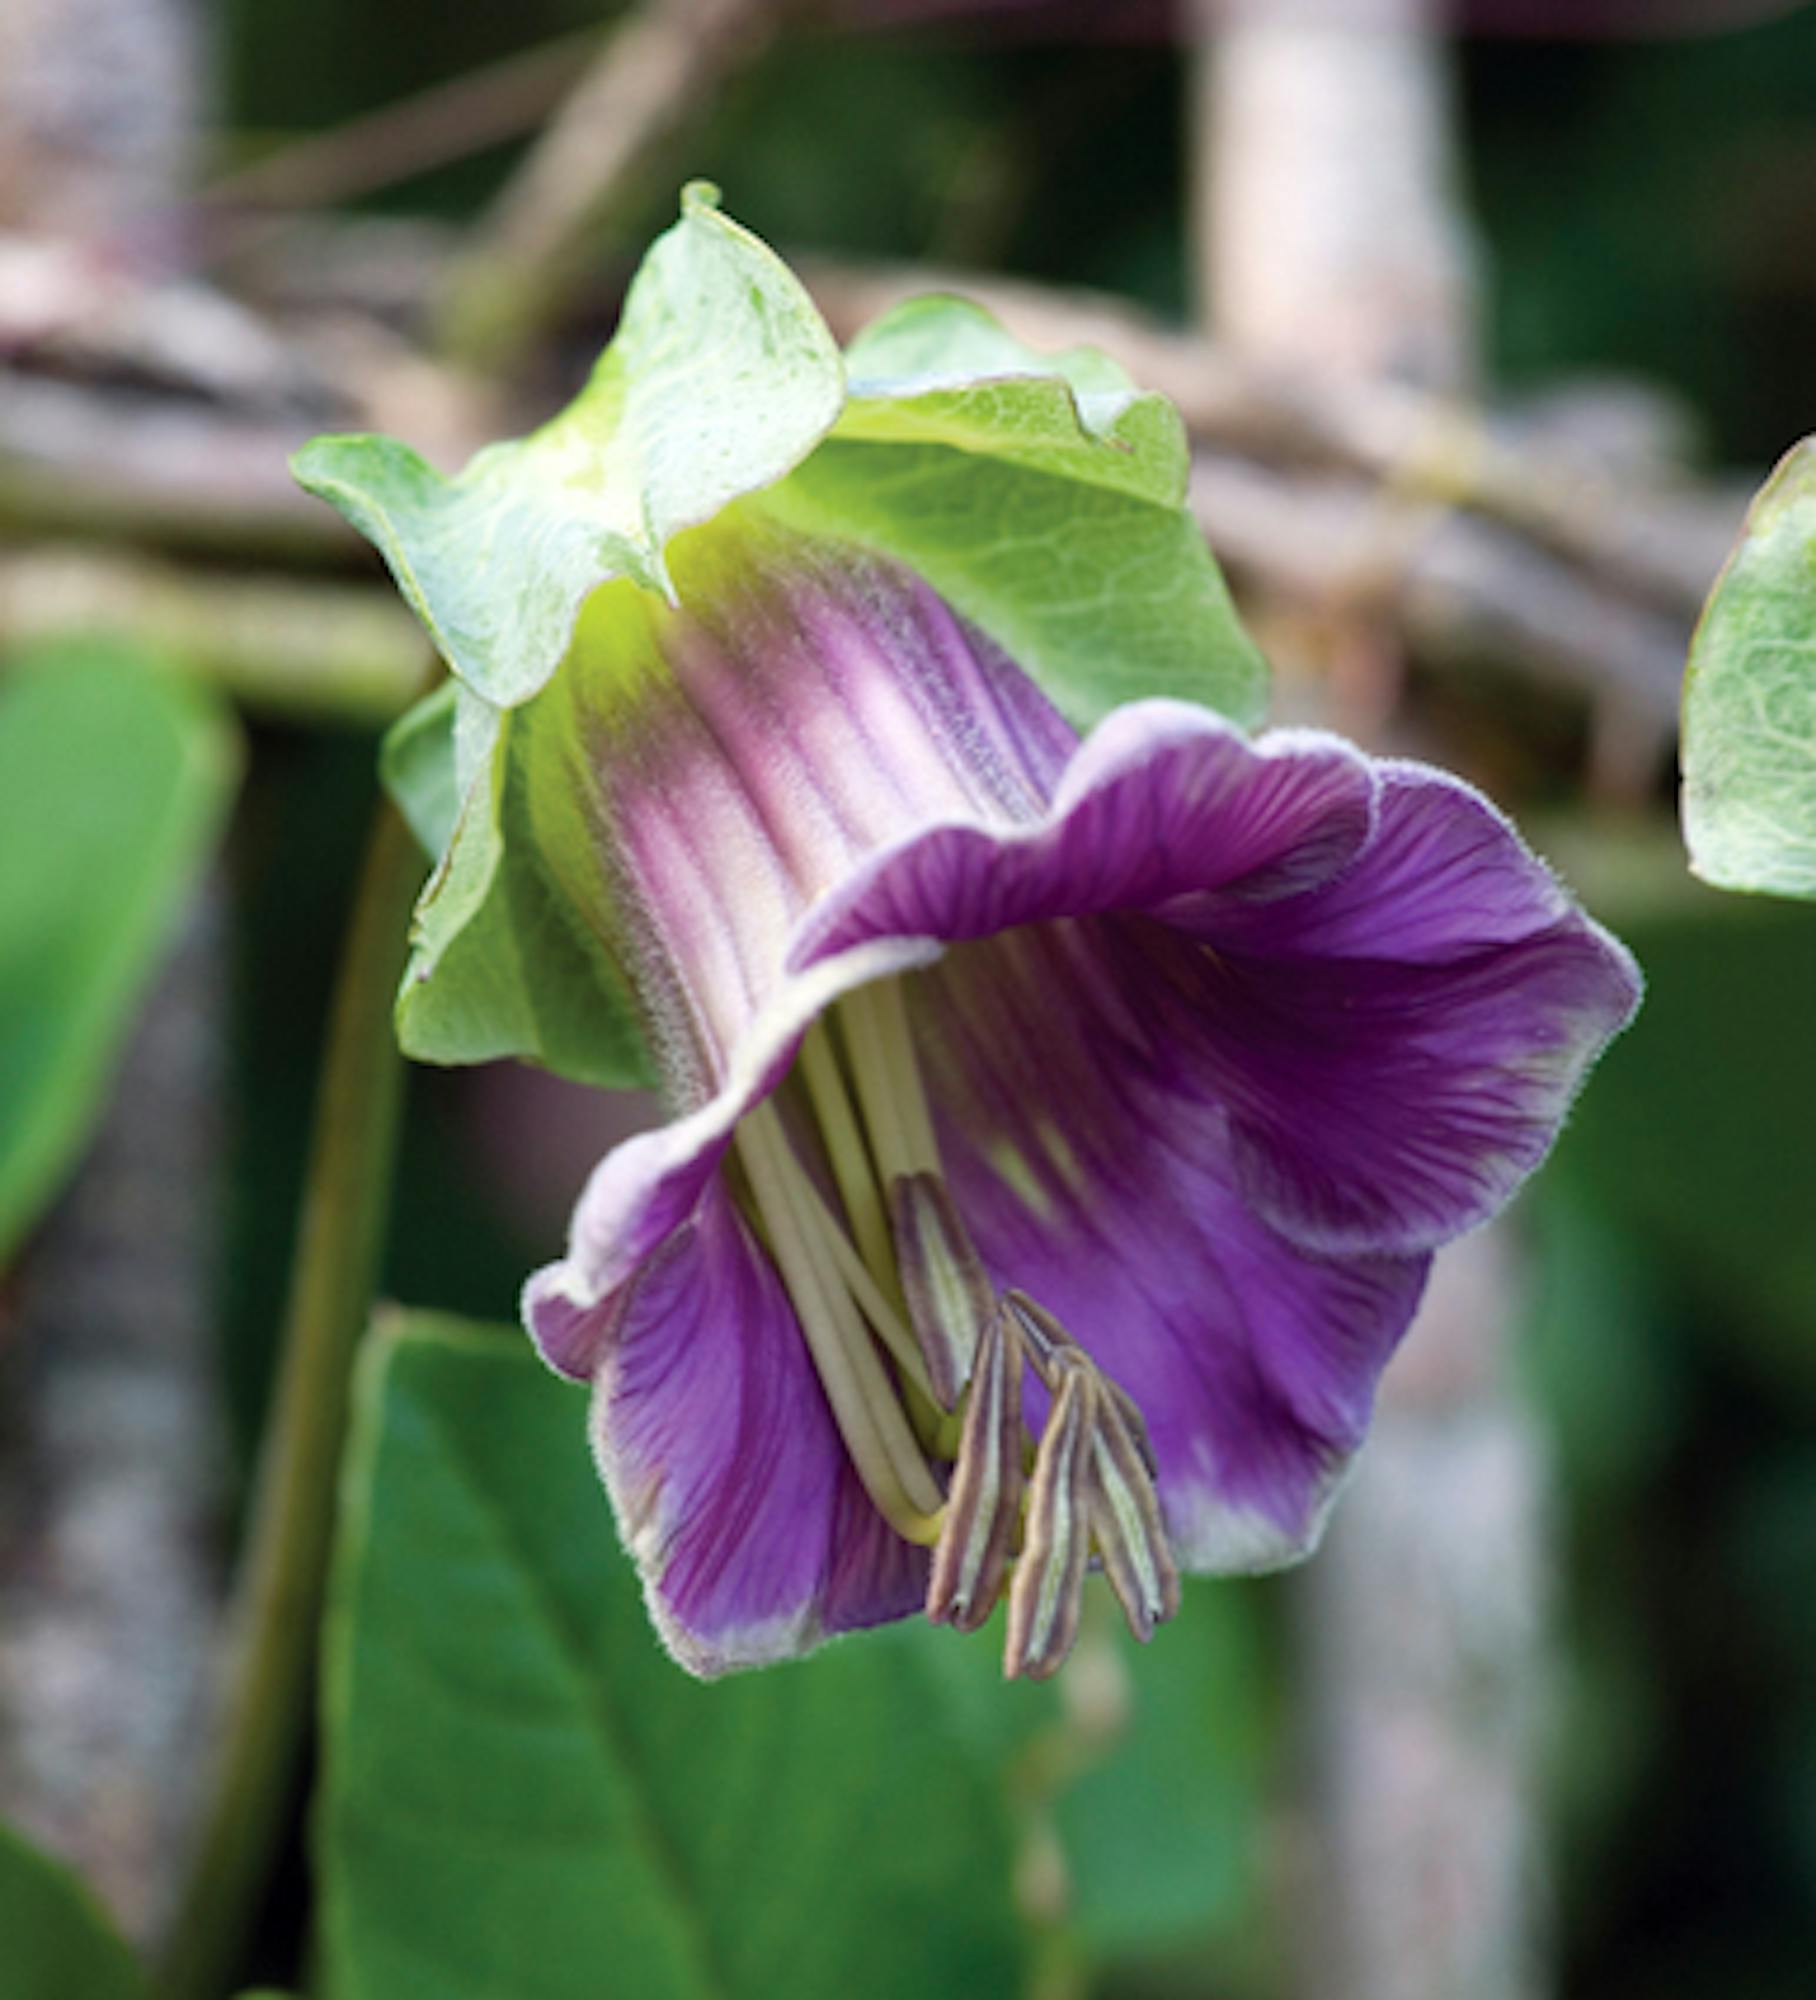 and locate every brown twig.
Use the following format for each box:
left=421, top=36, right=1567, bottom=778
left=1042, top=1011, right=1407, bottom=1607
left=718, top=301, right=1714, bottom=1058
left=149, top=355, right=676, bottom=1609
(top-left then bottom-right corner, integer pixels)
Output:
left=0, top=889, right=228, bottom=1944
left=0, top=546, right=433, bottom=725
left=0, top=375, right=354, bottom=564
left=803, top=256, right=1740, bottom=623
left=437, top=0, right=795, bottom=369
left=200, top=30, right=601, bottom=224
left=1188, top=453, right=1692, bottom=731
